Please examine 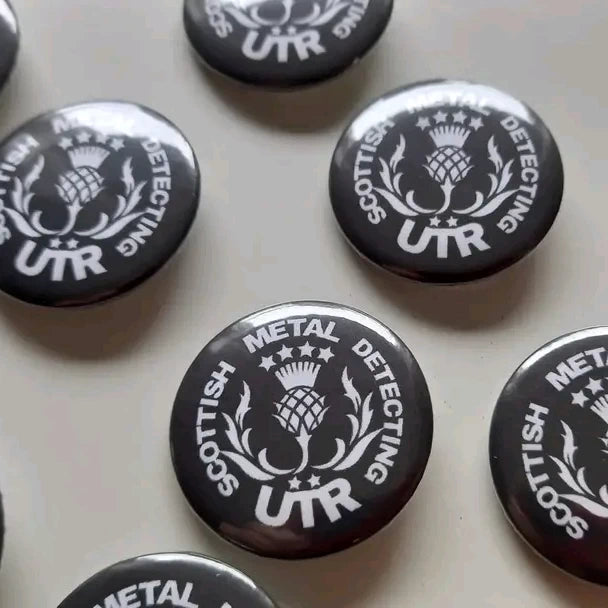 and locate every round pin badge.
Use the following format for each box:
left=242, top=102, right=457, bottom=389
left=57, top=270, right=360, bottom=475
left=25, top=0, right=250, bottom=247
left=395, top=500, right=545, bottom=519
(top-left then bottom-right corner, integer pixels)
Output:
left=330, top=80, right=564, bottom=283
left=58, top=553, right=278, bottom=608
left=0, top=102, right=200, bottom=307
left=0, top=0, right=18, bottom=92
left=490, top=328, right=608, bottom=585
left=183, top=0, right=393, bottom=88
left=171, top=301, right=433, bottom=559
